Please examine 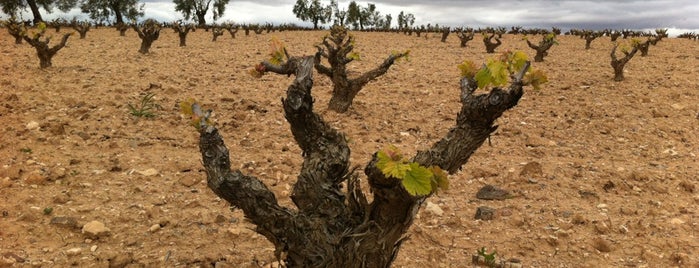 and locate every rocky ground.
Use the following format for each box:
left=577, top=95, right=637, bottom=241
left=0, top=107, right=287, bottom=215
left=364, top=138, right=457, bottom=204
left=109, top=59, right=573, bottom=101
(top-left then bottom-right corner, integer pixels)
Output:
left=0, top=27, right=698, bottom=267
